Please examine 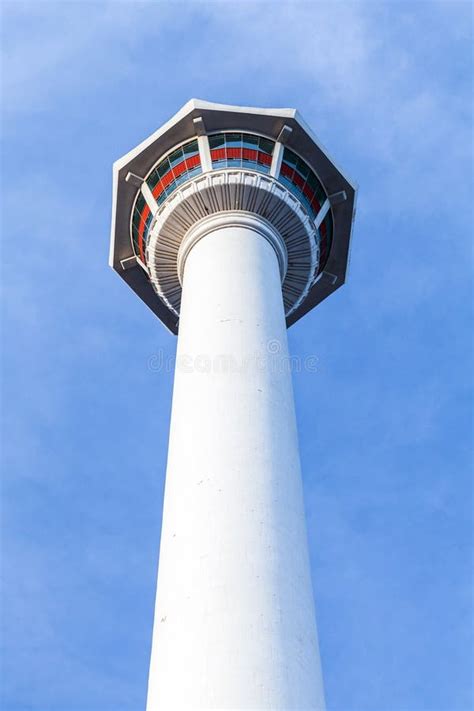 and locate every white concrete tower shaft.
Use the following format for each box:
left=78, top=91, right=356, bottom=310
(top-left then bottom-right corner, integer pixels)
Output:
left=146, top=213, right=325, bottom=710
left=110, top=100, right=357, bottom=711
